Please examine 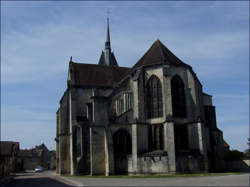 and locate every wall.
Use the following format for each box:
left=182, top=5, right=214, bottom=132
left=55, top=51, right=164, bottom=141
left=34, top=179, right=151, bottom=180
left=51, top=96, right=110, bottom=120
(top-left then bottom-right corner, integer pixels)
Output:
left=91, top=127, right=106, bottom=175
left=59, top=91, right=71, bottom=174
left=23, top=157, right=40, bottom=170
left=128, top=155, right=169, bottom=174
left=225, top=160, right=249, bottom=172
left=176, top=154, right=205, bottom=172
